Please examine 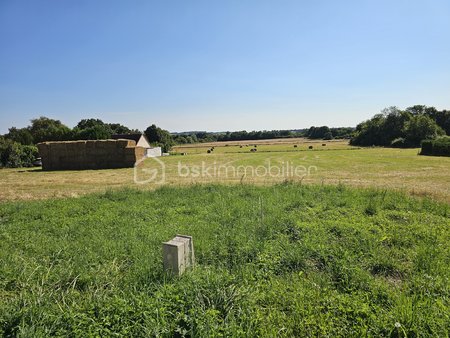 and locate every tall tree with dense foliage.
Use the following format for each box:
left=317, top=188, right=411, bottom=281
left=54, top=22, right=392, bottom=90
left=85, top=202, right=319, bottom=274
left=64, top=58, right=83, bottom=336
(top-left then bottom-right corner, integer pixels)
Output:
left=4, top=127, right=34, bottom=145
left=427, top=109, right=450, bottom=135
left=72, top=119, right=140, bottom=140
left=29, top=117, right=72, bottom=143
left=72, top=119, right=113, bottom=140
left=144, top=124, right=174, bottom=152
left=403, top=114, right=445, bottom=147
left=351, top=105, right=448, bottom=147
left=108, top=123, right=139, bottom=135
left=350, top=114, right=386, bottom=146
